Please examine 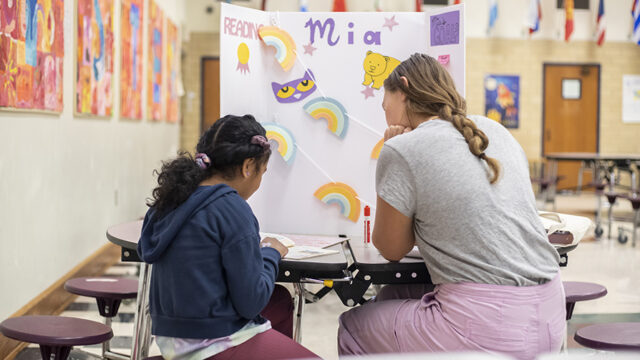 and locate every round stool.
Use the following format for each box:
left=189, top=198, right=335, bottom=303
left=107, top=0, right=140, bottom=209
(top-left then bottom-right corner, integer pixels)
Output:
left=564, top=281, right=608, bottom=321
left=0, top=315, right=113, bottom=360
left=64, top=277, right=138, bottom=358
left=562, top=281, right=607, bottom=351
left=64, top=277, right=138, bottom=317
left=574, top=322, right=640, bottom=350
